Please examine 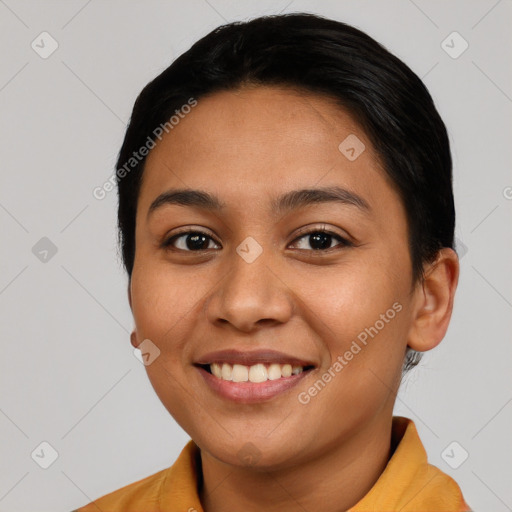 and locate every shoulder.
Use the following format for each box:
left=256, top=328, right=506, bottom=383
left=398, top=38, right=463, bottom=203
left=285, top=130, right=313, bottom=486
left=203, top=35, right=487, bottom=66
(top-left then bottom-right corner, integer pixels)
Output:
left=71, top=440, right=201, bottom=512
